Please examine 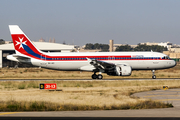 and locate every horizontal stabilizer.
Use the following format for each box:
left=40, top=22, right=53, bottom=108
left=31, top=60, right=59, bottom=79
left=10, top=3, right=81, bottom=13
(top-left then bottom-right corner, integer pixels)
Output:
left=12, top=54, right=30, bottom=59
